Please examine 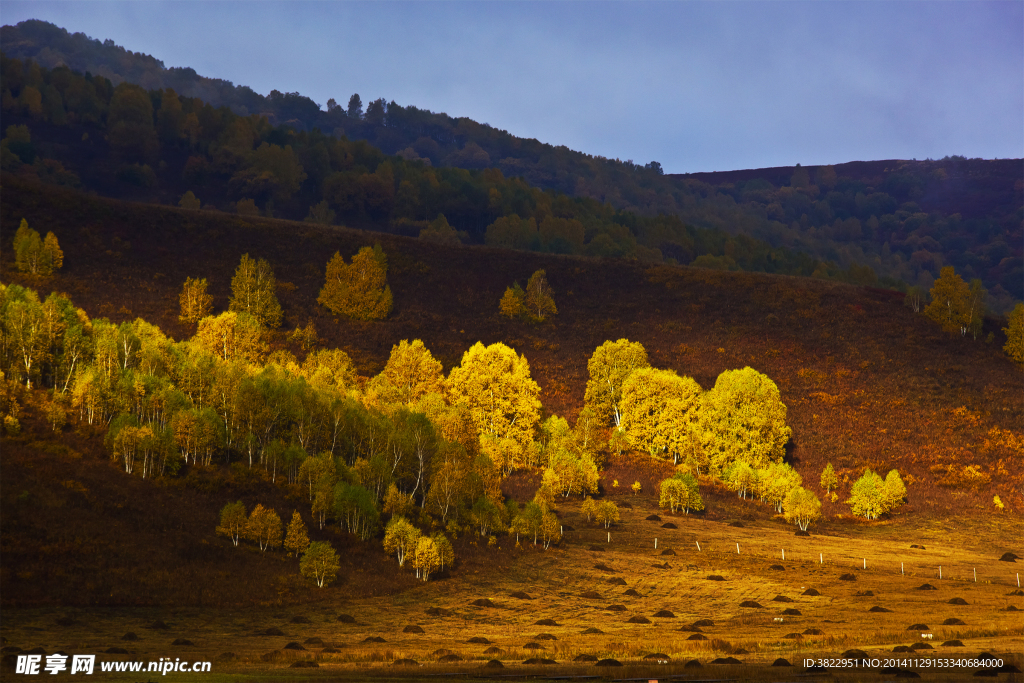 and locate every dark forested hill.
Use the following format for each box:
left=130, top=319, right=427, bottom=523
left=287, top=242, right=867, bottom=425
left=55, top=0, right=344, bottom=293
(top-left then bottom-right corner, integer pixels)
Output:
left=2, top=19, right=1021, bottom=312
